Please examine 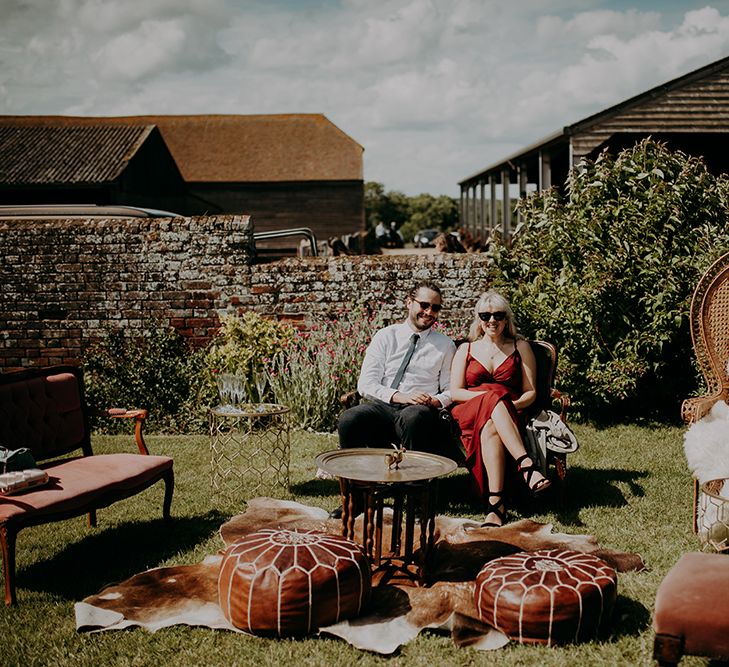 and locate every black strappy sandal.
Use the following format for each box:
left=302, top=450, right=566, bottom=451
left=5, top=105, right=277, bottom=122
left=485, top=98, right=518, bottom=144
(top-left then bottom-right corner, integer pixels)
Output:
left=516, top=454, right=551, bottom=495
left=480, top=490, right=506, bottom=528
